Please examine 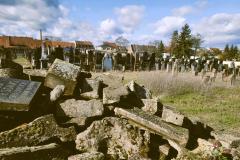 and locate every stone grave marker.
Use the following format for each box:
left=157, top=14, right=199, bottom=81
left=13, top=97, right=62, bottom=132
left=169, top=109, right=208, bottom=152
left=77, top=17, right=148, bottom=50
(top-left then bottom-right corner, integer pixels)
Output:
left=0, top=77, right=41, bottom=111
left=44, top=59, right=80, bottom=96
